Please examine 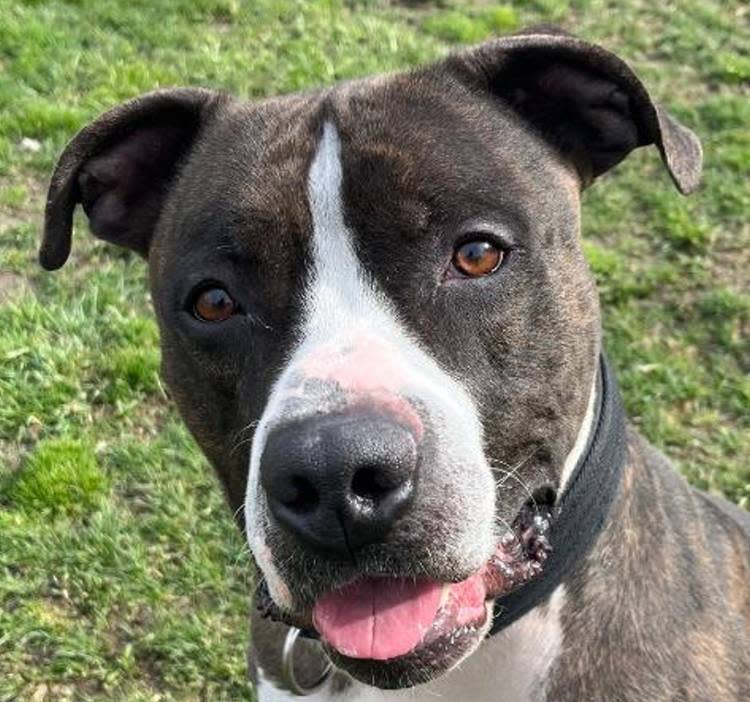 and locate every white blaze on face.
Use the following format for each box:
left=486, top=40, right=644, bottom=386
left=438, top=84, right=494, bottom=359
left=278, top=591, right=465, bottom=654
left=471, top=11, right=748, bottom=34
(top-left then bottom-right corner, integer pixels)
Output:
left=244, top=122, right=496, bottom=608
